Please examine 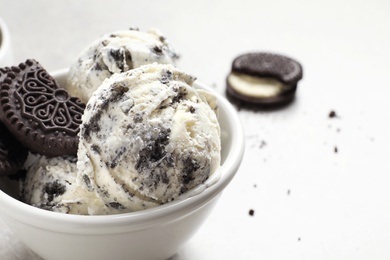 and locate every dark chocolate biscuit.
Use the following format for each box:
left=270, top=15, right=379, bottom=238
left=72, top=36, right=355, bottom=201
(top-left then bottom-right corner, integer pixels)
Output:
left=232, top=52, right=303, bottom=85
left=0, top=66, right=28, bottom=175
left=226, top=52, right=303, bottom=108
left=0, top=59, right=85, bottom=157
left=0, top=122, right=28, bottom=176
